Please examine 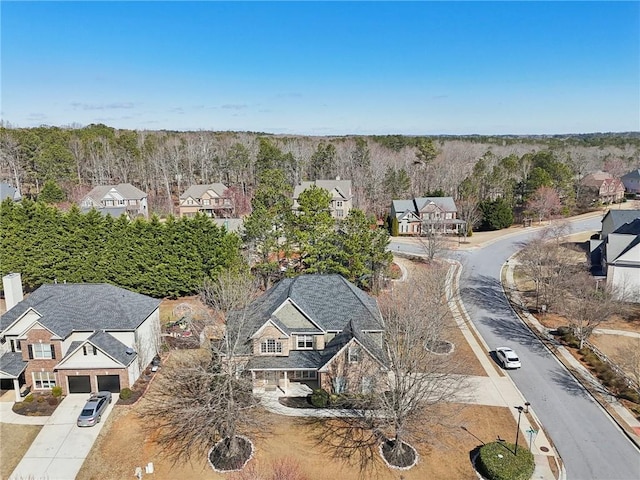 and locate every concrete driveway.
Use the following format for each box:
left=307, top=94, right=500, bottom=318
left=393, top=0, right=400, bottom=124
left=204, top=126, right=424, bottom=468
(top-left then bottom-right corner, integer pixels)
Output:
left=10, top=393, right=114, bottom=480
